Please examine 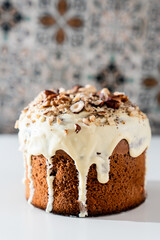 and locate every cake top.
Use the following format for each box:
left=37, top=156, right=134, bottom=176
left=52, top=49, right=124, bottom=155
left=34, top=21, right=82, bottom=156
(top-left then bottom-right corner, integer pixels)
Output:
left=15, top=84, right=146, bottom=129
